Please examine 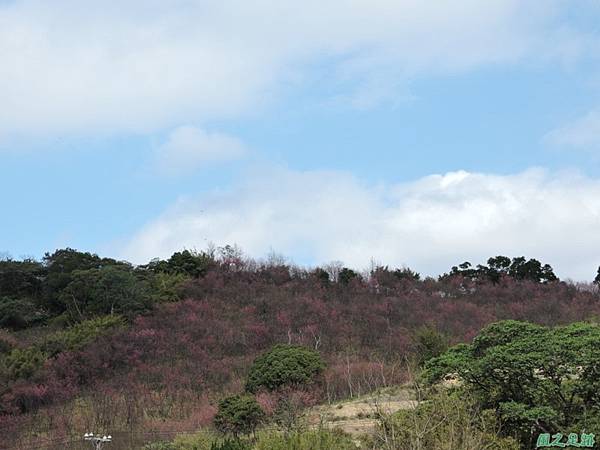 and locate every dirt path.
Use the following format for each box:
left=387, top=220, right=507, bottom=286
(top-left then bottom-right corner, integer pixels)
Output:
left=308, top=387, right=418, bottom=436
